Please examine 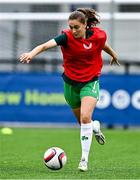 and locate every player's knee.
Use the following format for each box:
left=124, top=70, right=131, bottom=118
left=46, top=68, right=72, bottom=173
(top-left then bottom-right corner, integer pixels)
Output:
left=81, top=112, right=91, bottom=124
